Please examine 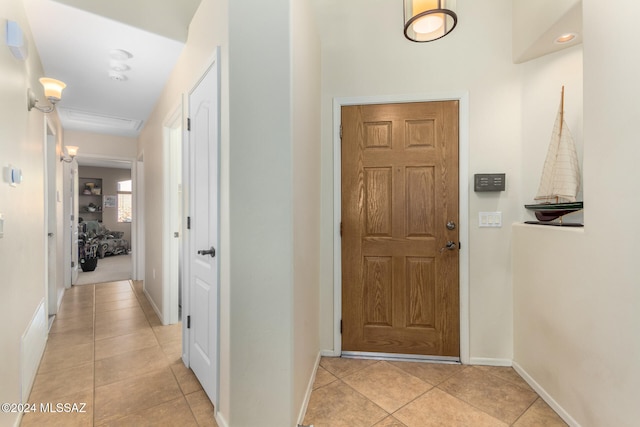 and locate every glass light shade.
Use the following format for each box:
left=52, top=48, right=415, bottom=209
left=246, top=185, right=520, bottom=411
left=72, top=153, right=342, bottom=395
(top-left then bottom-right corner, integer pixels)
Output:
left=404, top=0, right=457, bottom=42
left=66, top=146, right=79, bottom=157
left=555, top=33, right=576, bottom=44
left=39, top=77, right=66, bottom=102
